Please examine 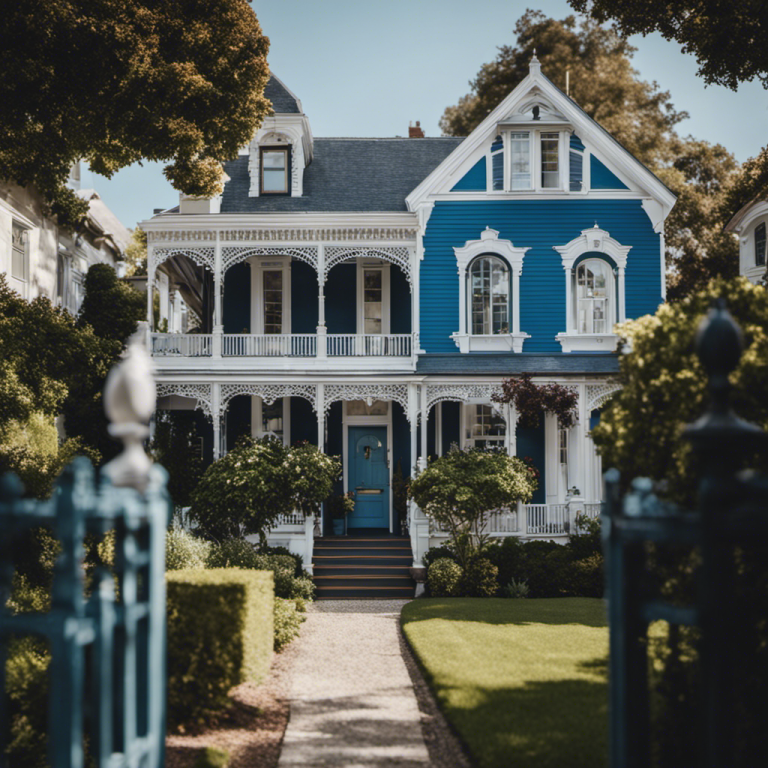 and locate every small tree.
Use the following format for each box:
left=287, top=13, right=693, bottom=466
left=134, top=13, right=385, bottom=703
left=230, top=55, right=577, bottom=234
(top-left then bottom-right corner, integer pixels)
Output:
left=284, top=441, right=342, bottom=518
left=189, top=437, right=343, bottom=543
left=492, top=373, right=578, bottom=428
left=409, top=448, right=537, bottom=568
